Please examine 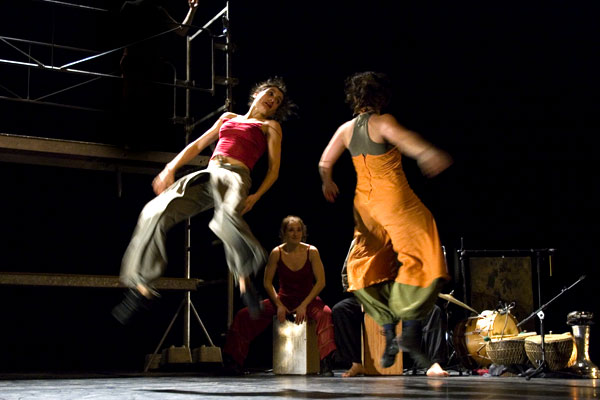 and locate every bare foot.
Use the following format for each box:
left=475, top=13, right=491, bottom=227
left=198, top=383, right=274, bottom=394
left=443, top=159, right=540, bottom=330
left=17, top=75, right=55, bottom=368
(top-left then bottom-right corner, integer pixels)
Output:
left=426, top=362, right=449, bottom=377
left=342, top=363, right=365, bottom=377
